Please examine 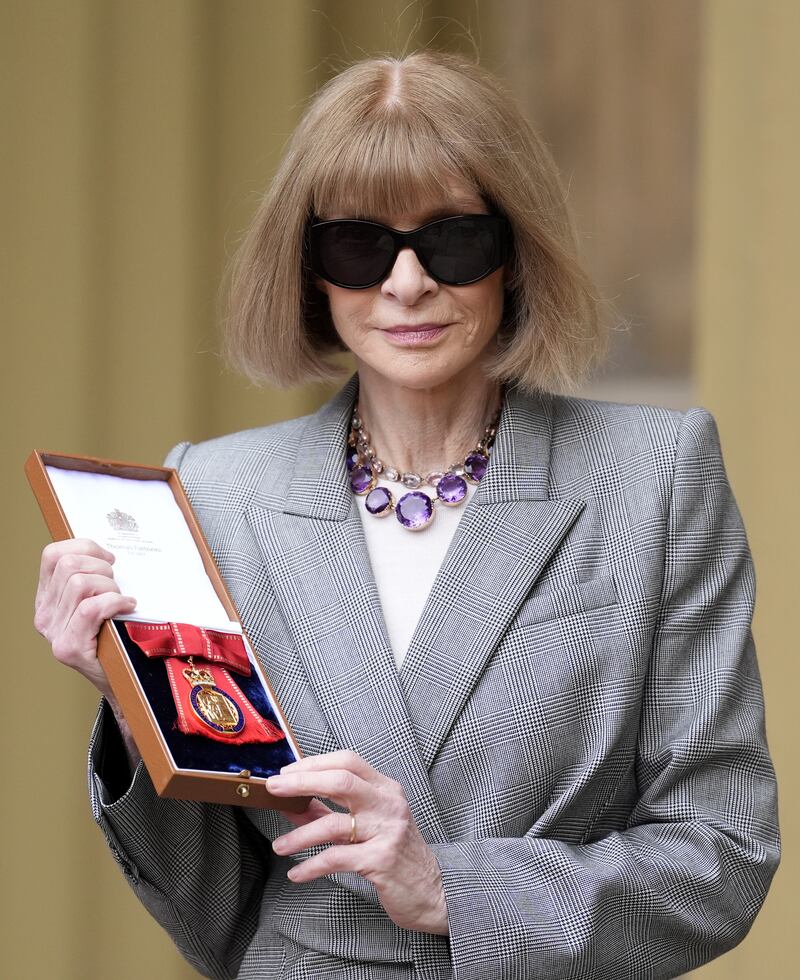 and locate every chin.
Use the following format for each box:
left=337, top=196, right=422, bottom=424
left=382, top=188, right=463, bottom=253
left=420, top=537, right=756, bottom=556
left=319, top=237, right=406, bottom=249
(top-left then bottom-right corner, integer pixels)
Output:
left=366, top=358, right=484, bottom=394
